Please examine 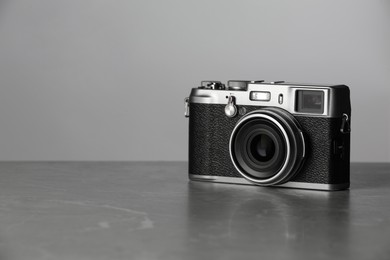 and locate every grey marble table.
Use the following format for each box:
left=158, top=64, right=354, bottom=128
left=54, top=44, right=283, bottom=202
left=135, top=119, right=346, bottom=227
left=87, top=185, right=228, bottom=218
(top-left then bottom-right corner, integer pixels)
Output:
left=0, top=162, right=389, bottom=260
